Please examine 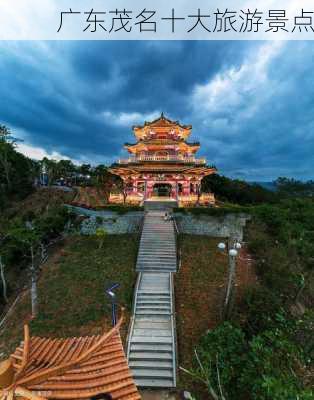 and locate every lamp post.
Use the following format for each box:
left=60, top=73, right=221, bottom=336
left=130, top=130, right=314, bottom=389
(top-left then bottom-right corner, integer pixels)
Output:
left=218, top=239, right=242, bottom=319
left=105, top=283, right=120, bottom=326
